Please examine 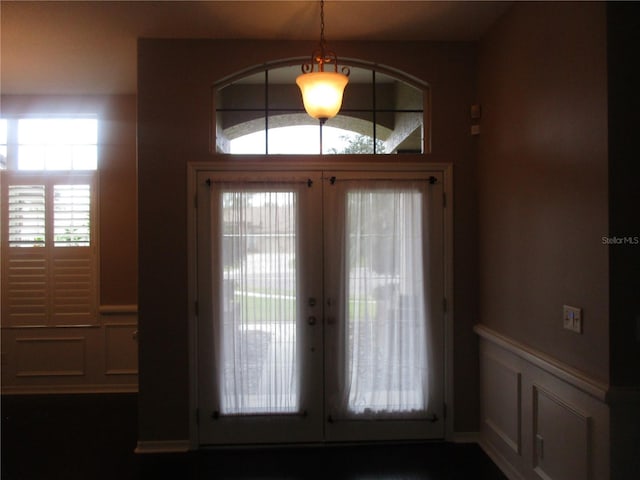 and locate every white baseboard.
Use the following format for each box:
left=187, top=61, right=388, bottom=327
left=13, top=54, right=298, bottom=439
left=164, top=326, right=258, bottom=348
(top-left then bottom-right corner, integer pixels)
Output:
left=0, top=384, right=138, bottom=395
left=478, top=438, right=526, bottom=480
left=135, top=440, right=191, bottom=454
